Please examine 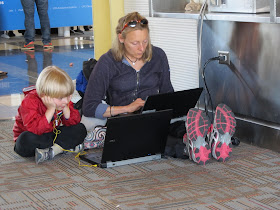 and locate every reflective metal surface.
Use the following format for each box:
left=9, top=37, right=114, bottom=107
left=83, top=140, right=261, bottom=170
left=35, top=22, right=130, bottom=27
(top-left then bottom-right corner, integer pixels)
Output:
left=152, top=11, right=272, bottom=23
left=208, top=0, right=270, bottom=13
left=149, top=0, right=277, bottom=23
left=201, top=20, right=280, bottom=152
left=149, top=0, right=188, bottom=15
left=235, top=117, right=280, bottom=153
